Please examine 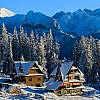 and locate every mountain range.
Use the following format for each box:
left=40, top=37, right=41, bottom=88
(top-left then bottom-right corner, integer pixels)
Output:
left=0, top=8, right=100, bottom=59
